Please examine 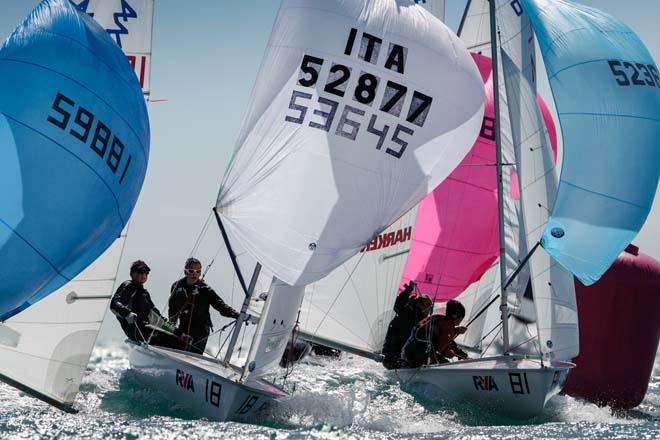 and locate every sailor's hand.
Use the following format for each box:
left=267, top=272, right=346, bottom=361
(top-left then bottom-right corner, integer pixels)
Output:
left=456, top=326, right=467, bottom=335
left=125, top=312, right=137, bottom=325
